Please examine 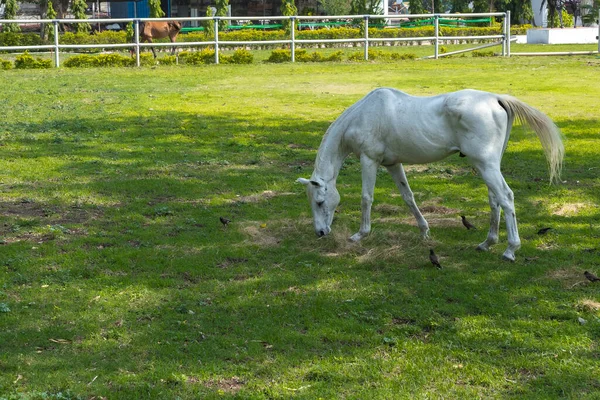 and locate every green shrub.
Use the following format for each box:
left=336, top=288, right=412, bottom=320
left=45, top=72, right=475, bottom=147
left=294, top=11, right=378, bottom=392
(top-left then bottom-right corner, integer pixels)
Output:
left=0, top=59, right=12, bottom=69
left=390, top=52, right=417, bottom=60
left=296, top=49, right=344, bottom=62
left=63, top=52, right=179, bottom=68
left=14, top=52, right=52, bottom=69
left=266, top=49, right=292, bottom=63
left=348, top=49, right=417, bottom=61
left=179, top=49, right=216, bottom=65
left=471, top=50, right=495, bottom=57
left=0, top=32, right=44, bottom=48
left=221, top=49, right=254, bottom=64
